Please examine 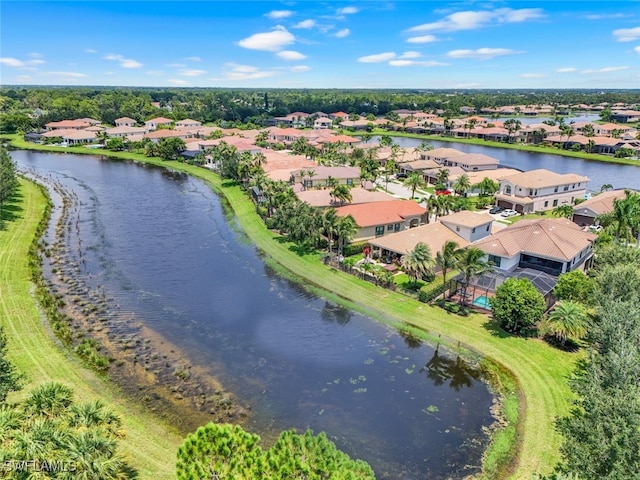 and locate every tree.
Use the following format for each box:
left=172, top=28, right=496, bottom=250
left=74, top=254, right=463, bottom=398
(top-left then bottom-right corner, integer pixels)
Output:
left=457, top=247, right=492, bottom=304
left=491, top=278, right=546, bottom=335
left=504, top=119, right=522, bottom=143
left=435, top=241, right=462, bottom=298
left=176, top=423, right=374, bottom=480
left=156, top=137, right=186, bottom=161
left=553, top=270, right=596, bottom=306
left=0, top=327, right=22, bottom=404
left=382, top=158, right=398, bottom=191
left=476, top=177, right=499, bottom=197
left=321, top=208, right=339, bottom=257
left=331, top=184, right=352, bottom=206
left=401, top=242, right=435, bottom=288
left=434, top=168, right=449, bottom=190
left=581, top=124, right=595, bottom=137
left=541, top=301, right=589, bottom=346
left=452, top=174, right=472, bottom=197
left=552, top=204, right=574, bottom=218
left=403, top=172, right=426, bottom=199
left=336, top=215, right=358, bottom=258
left=0, top=146, right=18, bottom=226
left=600, top=183, right=613, bottom=192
